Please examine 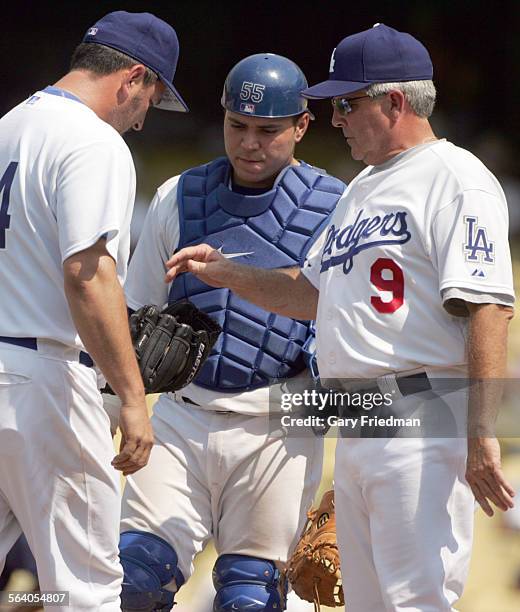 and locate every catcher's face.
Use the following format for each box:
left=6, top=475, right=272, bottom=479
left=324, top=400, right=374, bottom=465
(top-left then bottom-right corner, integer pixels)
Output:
left=224, top=111, right=309, bottom=189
